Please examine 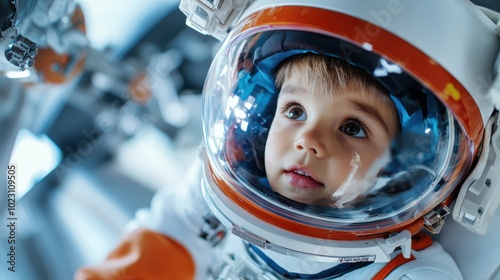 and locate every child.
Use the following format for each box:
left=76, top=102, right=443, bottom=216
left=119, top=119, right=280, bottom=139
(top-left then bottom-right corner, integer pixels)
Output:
left=265, top=53, right=400, bottom=206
